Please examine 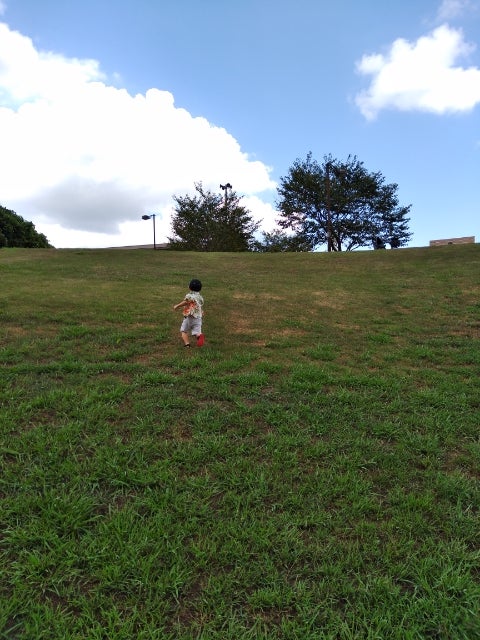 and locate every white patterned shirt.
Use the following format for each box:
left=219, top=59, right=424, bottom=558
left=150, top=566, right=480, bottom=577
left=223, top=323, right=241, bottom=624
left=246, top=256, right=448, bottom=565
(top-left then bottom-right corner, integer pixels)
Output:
left=183, top=292, right=204, bottom=318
